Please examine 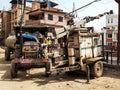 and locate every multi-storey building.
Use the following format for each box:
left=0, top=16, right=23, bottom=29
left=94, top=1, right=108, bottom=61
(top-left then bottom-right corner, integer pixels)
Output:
left=10, top=0, right=32, bottom=31
left=102, top=14, right=118, bottom=47
left=1, top=0, right=69, bottom=42
left=26, top=1, right=68, bottom=28
left=1, top=11, right=11, bottom=39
